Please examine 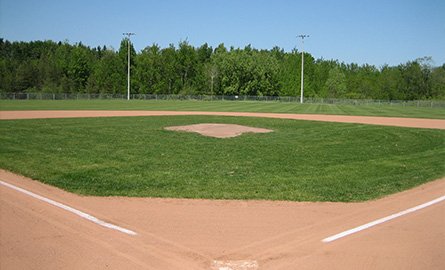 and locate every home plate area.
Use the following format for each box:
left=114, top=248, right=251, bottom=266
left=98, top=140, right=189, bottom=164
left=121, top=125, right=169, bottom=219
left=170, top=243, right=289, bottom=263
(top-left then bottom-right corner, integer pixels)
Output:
left=211, top=260, right=259, bottom=270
